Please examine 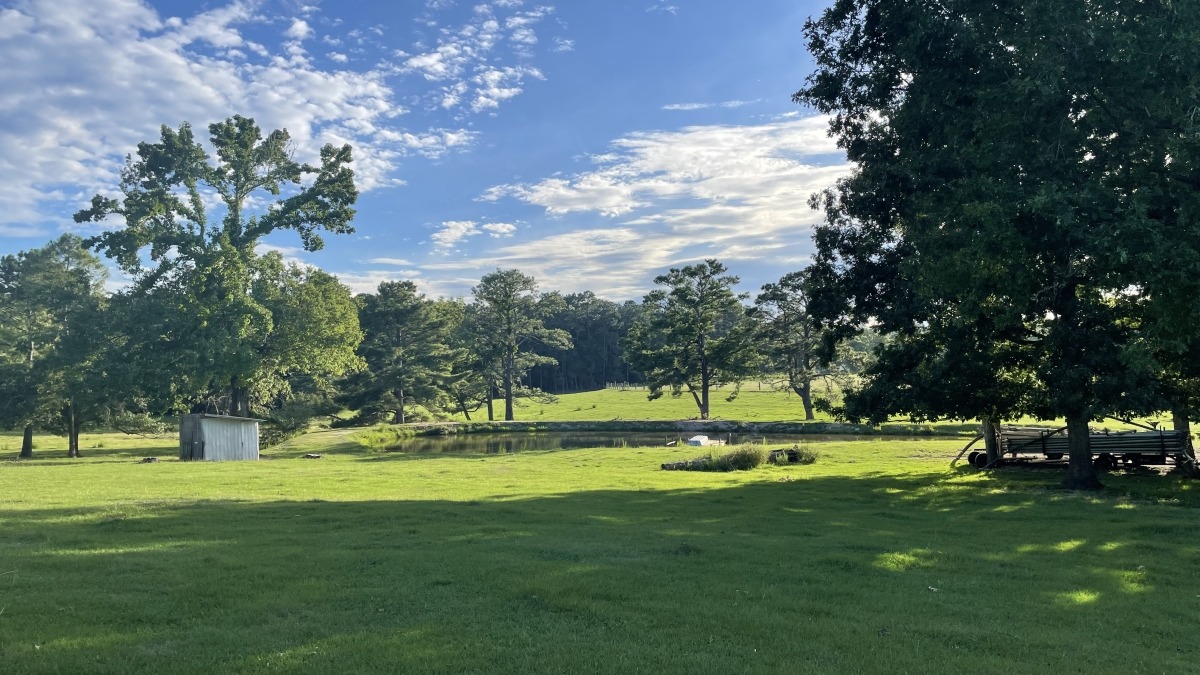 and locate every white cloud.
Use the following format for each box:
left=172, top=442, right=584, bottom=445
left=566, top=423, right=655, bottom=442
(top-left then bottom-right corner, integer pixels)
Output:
left=399, top=2, right=554, bottom=114
left=333, top=269, right=444, bottom=296
left=368, top=257, right=415, bottom=266
left=255, top=242, right=311, bottom=268
left=472, top=115, right=850, bottom=297
left=284, top=18, right=313, bottom=40
left=482, top=222, right=517, bottom=237
left=646, top=4, right=678, bottom=15
left=552, top=37, right=573, bottom=52
left=421, top=227, right=675, bottom=299
left=0, top=0, right=558, bottom=234
left=510, top=27, right=537, bottom=44
left=470, top=65, right=543, bottom=112
left=431, top=219, right=481, bottom=250
left=429, top=219, right=519, bottom=251
left=662, top=99, right=759, bottom=111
